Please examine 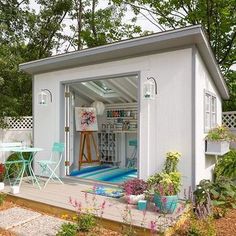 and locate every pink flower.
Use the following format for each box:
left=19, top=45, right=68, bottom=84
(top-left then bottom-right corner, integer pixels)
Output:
left=161, top=197, right=167, bottom=204
left=101, top=200, right=106, bottom=210
left=150, top=220, right=157, bottom=234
